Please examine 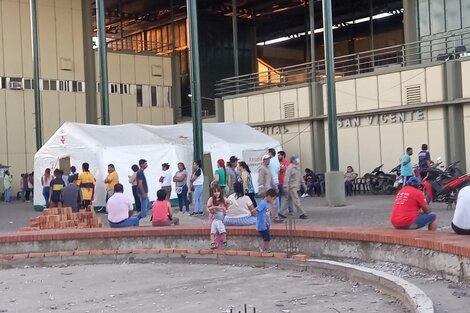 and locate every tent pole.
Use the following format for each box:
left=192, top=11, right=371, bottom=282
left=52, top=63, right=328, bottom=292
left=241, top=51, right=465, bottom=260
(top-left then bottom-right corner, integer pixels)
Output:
left=187, top=0, right=204, bottom=163
left=30, top=0, right=42, bottom=150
